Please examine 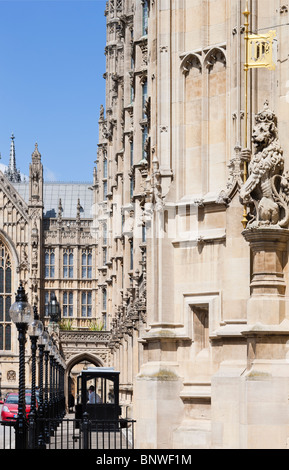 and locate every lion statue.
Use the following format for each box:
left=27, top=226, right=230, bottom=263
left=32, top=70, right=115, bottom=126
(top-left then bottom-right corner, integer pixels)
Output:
left=239, top=101, right=288, bottom=227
